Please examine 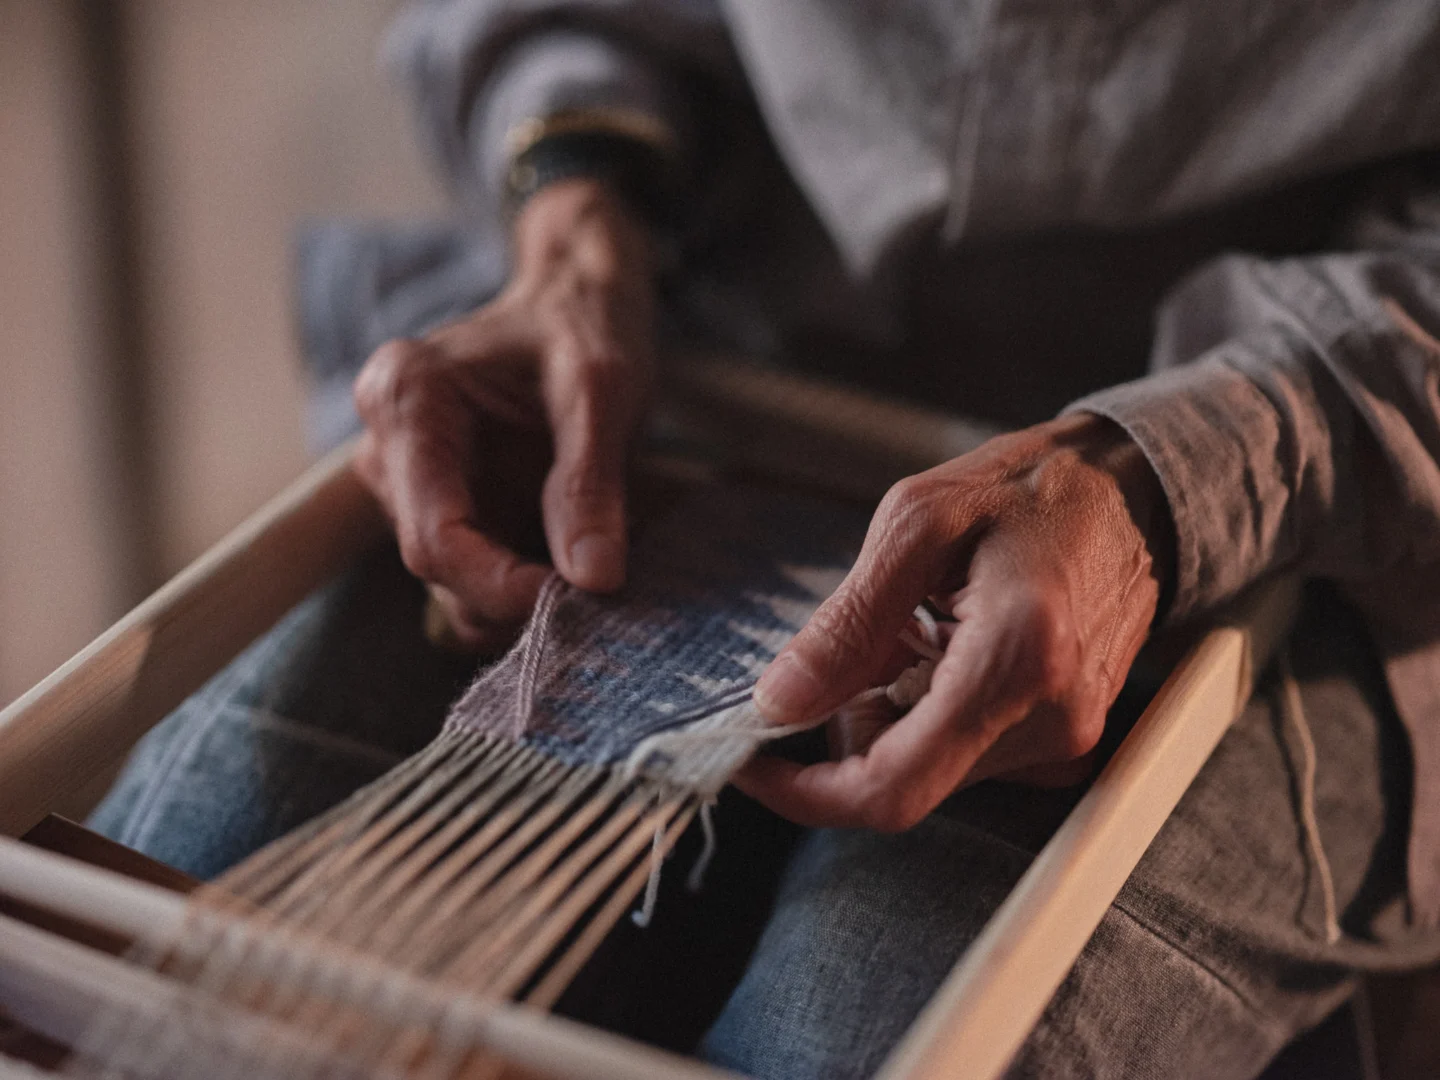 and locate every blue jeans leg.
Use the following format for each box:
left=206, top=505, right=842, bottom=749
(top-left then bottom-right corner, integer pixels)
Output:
left=88, top=544, right=478, bottom=879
